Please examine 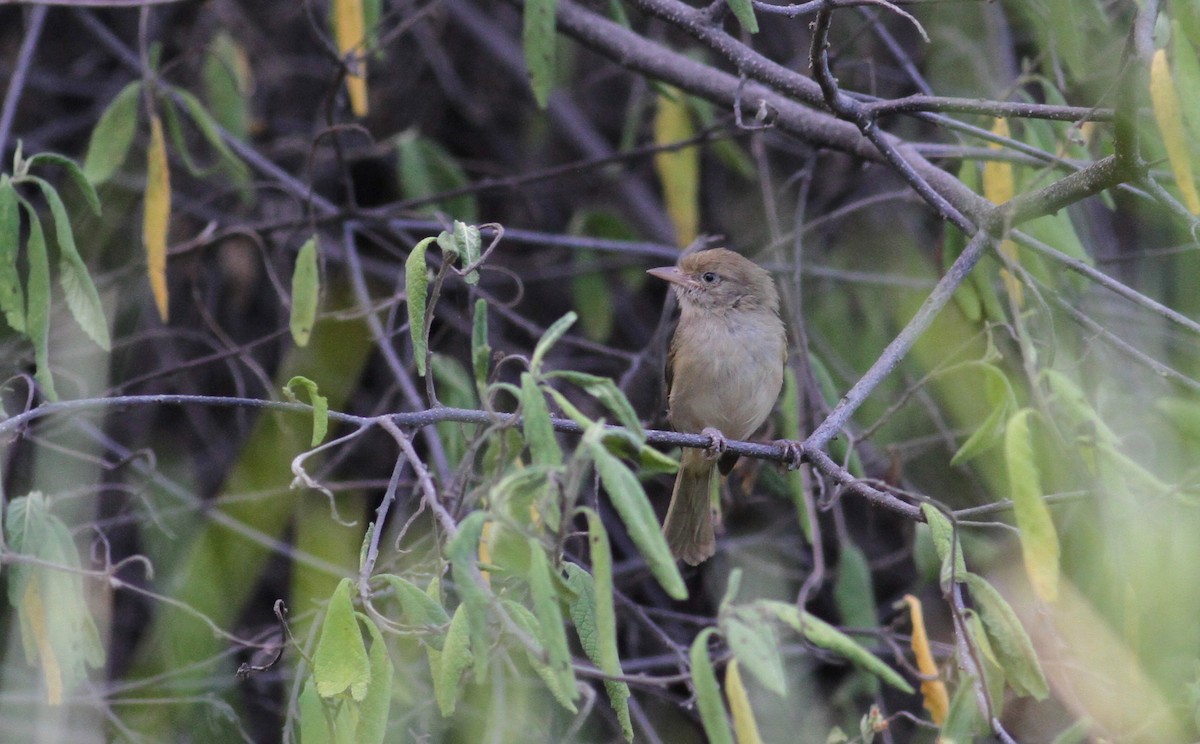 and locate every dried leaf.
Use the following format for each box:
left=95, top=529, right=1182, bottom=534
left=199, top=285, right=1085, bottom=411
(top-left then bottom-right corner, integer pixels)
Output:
left=143, top=114, right=171, bottom=322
